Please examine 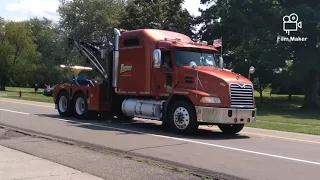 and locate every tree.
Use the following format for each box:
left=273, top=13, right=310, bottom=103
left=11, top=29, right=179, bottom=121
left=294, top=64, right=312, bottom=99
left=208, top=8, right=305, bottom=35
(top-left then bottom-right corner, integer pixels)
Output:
left=58, top=0, right=126, bottom=41
left=277, top=0, right=320, bottom=109
left=197, top=0, right=289, bottom=103
left=0, top=17, right=9, bottom=90
left=24, top=17, right=71, bottom=86
left=120, top=0, right=195, bottom=38
left=198, top=0, right=320, bottom=108
left=0, top=20, right=40, bottom=89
